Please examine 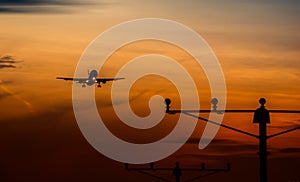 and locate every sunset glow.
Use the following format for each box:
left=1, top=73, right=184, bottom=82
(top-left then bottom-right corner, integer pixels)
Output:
left=1, top=1, right=299, bottom=182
